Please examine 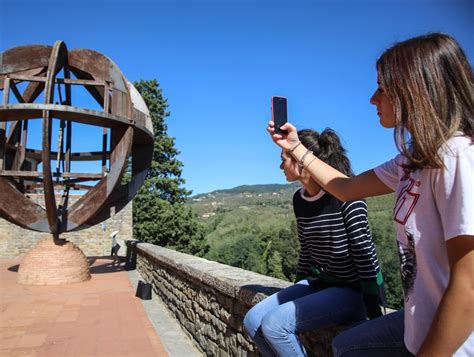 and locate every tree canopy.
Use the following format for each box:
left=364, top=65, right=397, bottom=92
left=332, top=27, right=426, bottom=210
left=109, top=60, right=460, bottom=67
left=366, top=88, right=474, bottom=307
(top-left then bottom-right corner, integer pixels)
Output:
left=132, top=79, right=208, bottom=256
